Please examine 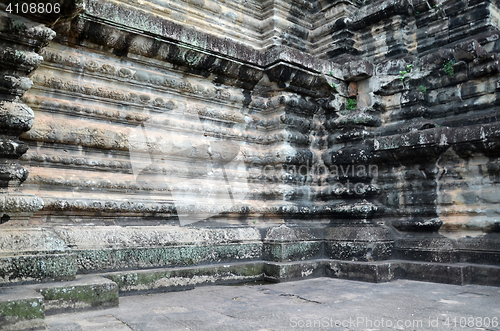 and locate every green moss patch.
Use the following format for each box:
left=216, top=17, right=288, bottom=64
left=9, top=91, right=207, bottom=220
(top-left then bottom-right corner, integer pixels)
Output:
left=76, top=243, right=263, bottom=272
left=106, top=261, right=265, bottom=293
left=0, top=254, right=76, bottom=284
left=0, top=298, right=44, bottom=320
